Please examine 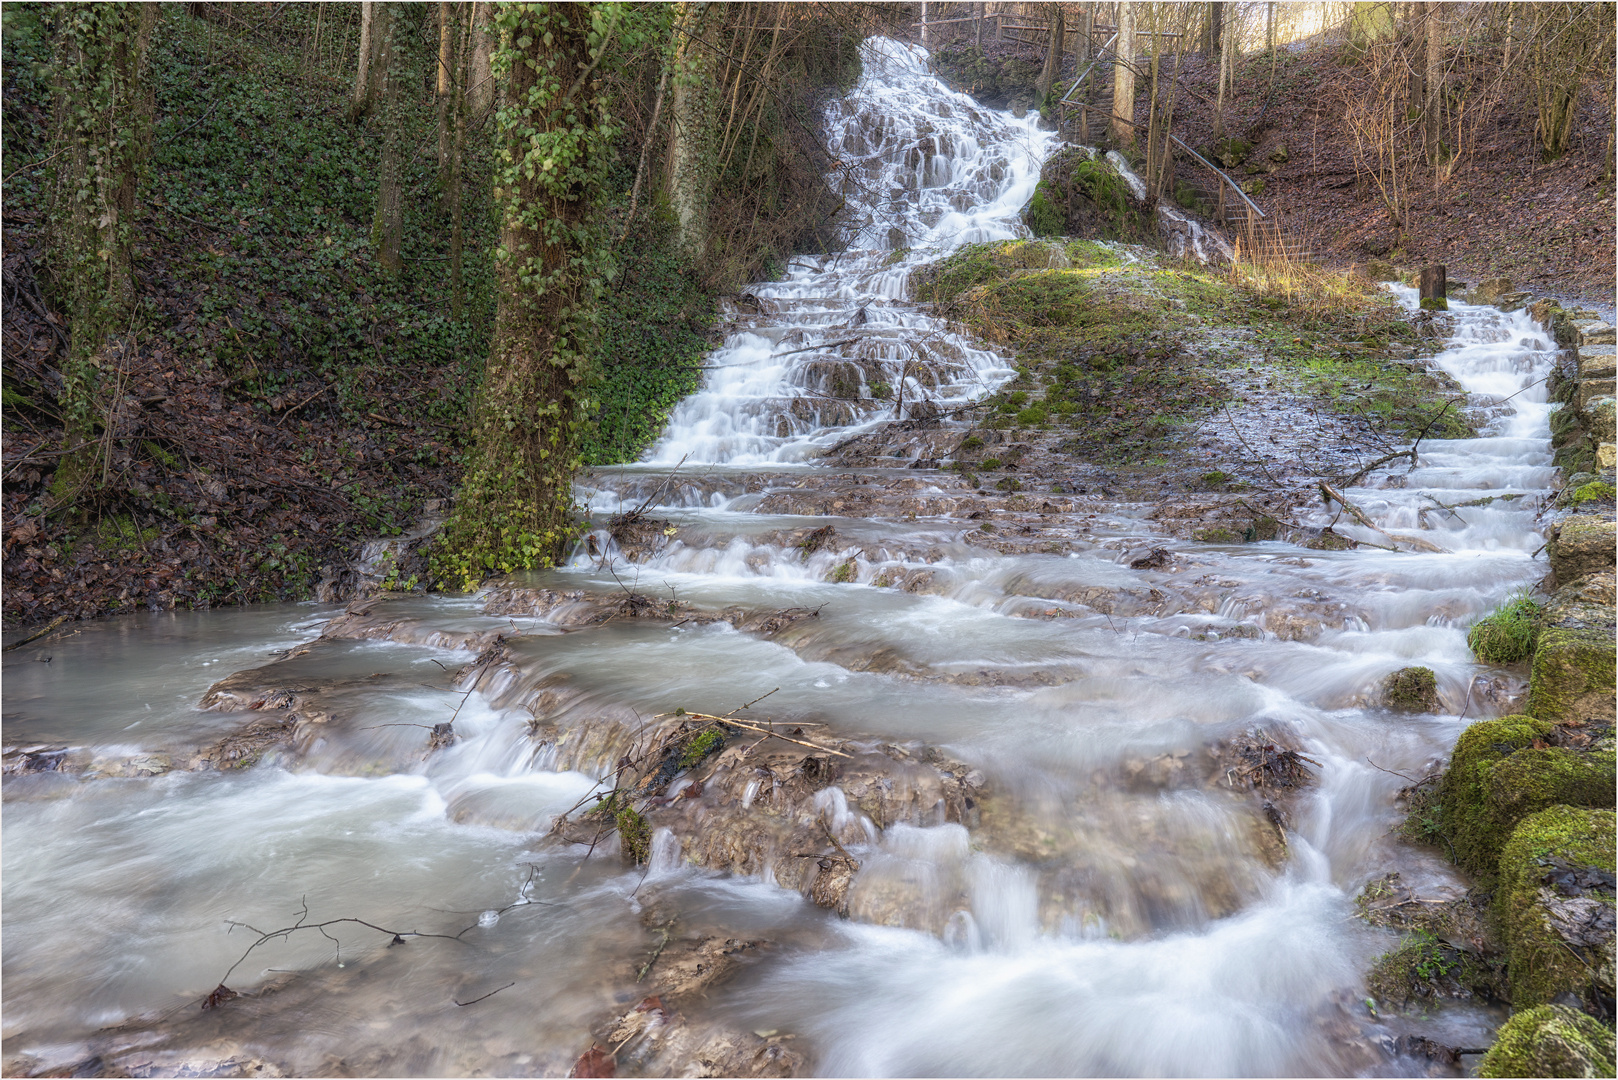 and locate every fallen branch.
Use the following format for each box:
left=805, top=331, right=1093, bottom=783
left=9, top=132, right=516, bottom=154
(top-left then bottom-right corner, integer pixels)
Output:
left=2, top=613, right=70, bottom=652
left=1341, top=448, right=1416, bottom=489
left=1318, top=481, right=1450, bottom=554
left=670, top=711, right=851, bottom=758
left=455, top=982, right=515, bottom=1007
